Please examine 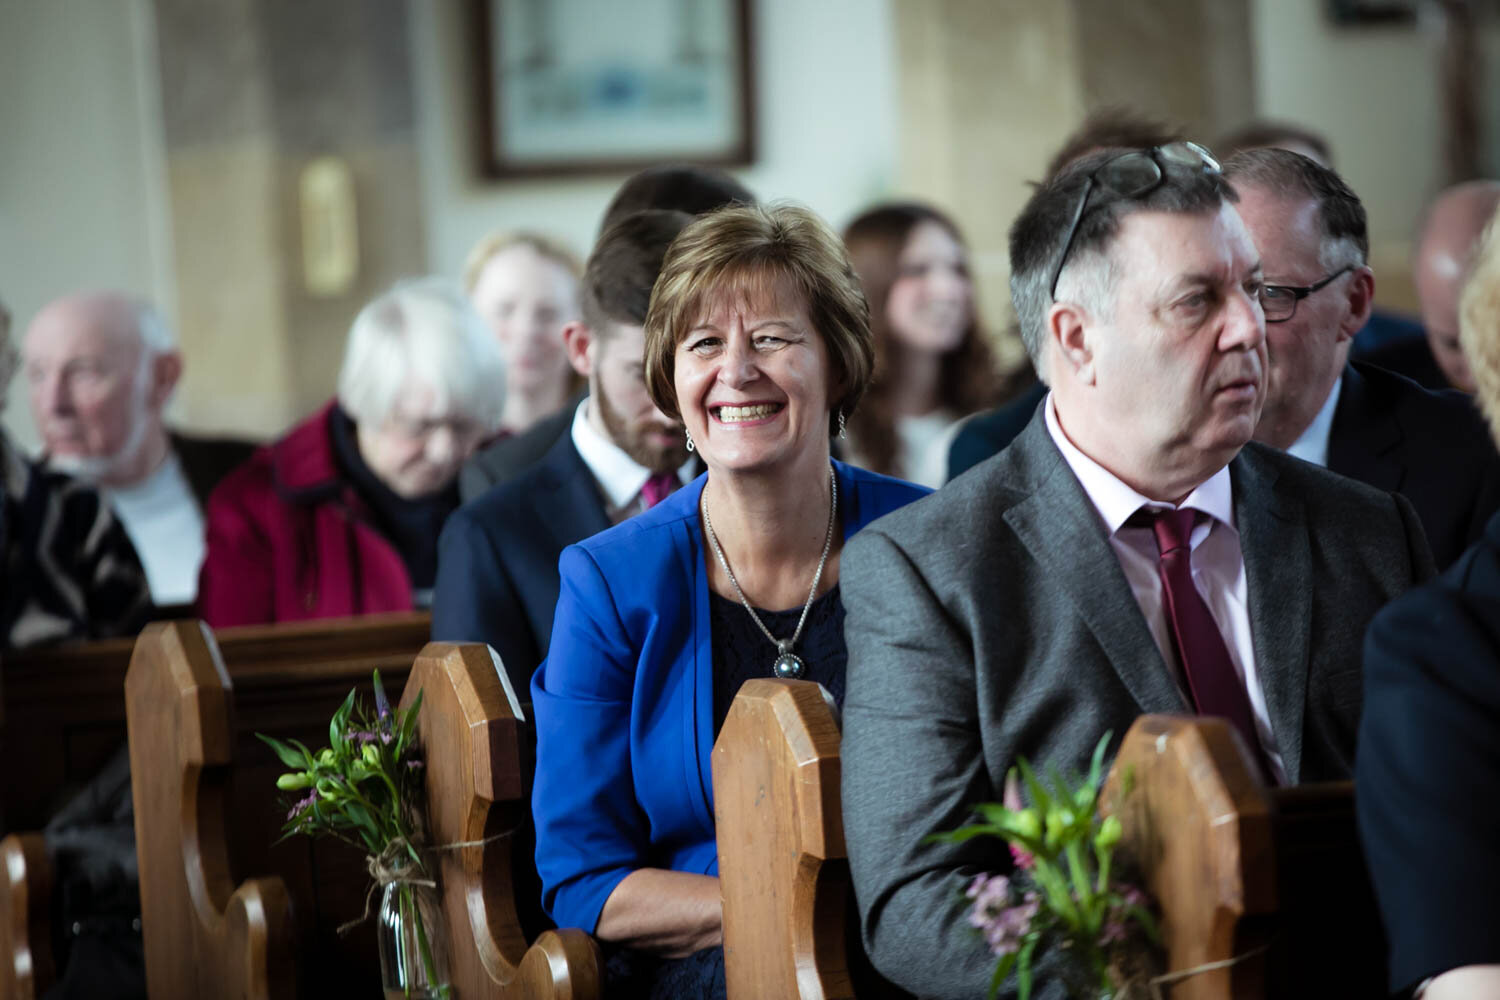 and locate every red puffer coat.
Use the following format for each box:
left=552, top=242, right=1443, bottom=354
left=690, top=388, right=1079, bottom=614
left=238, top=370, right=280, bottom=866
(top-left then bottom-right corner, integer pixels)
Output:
left=198, top=401, right=413, bottom=626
